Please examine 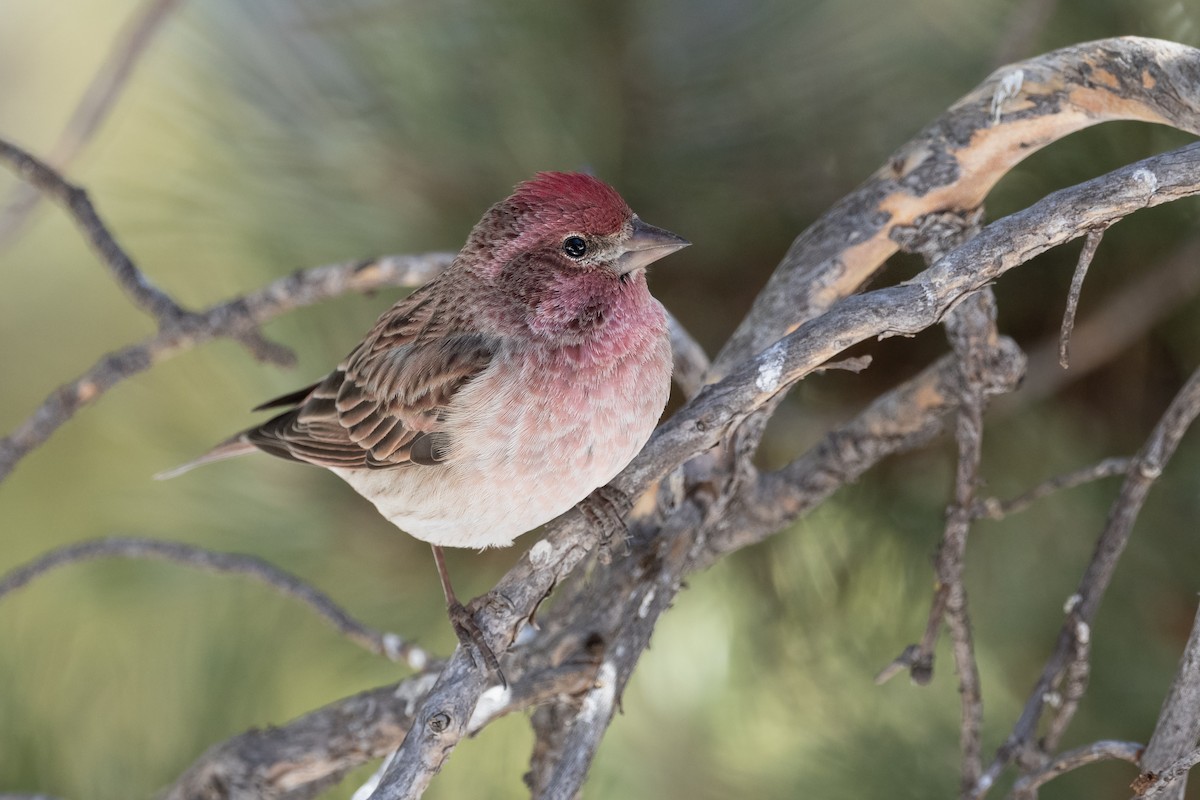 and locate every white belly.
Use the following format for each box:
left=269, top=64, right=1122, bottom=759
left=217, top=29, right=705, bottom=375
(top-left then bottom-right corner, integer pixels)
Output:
left=331, top=334, right=671, bottom=549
